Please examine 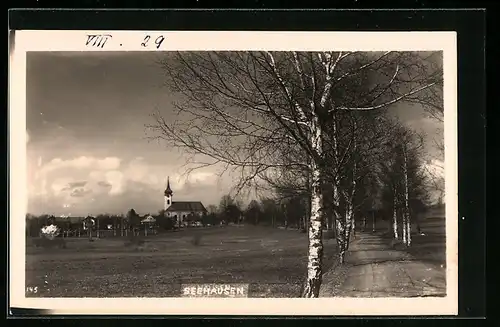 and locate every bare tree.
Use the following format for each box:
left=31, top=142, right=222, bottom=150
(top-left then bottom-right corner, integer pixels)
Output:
left=378, top=121, right=428, bottom=246
left=147, top=51, right=442, bottom=297
left=207, top=204, right=218, bottom=214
